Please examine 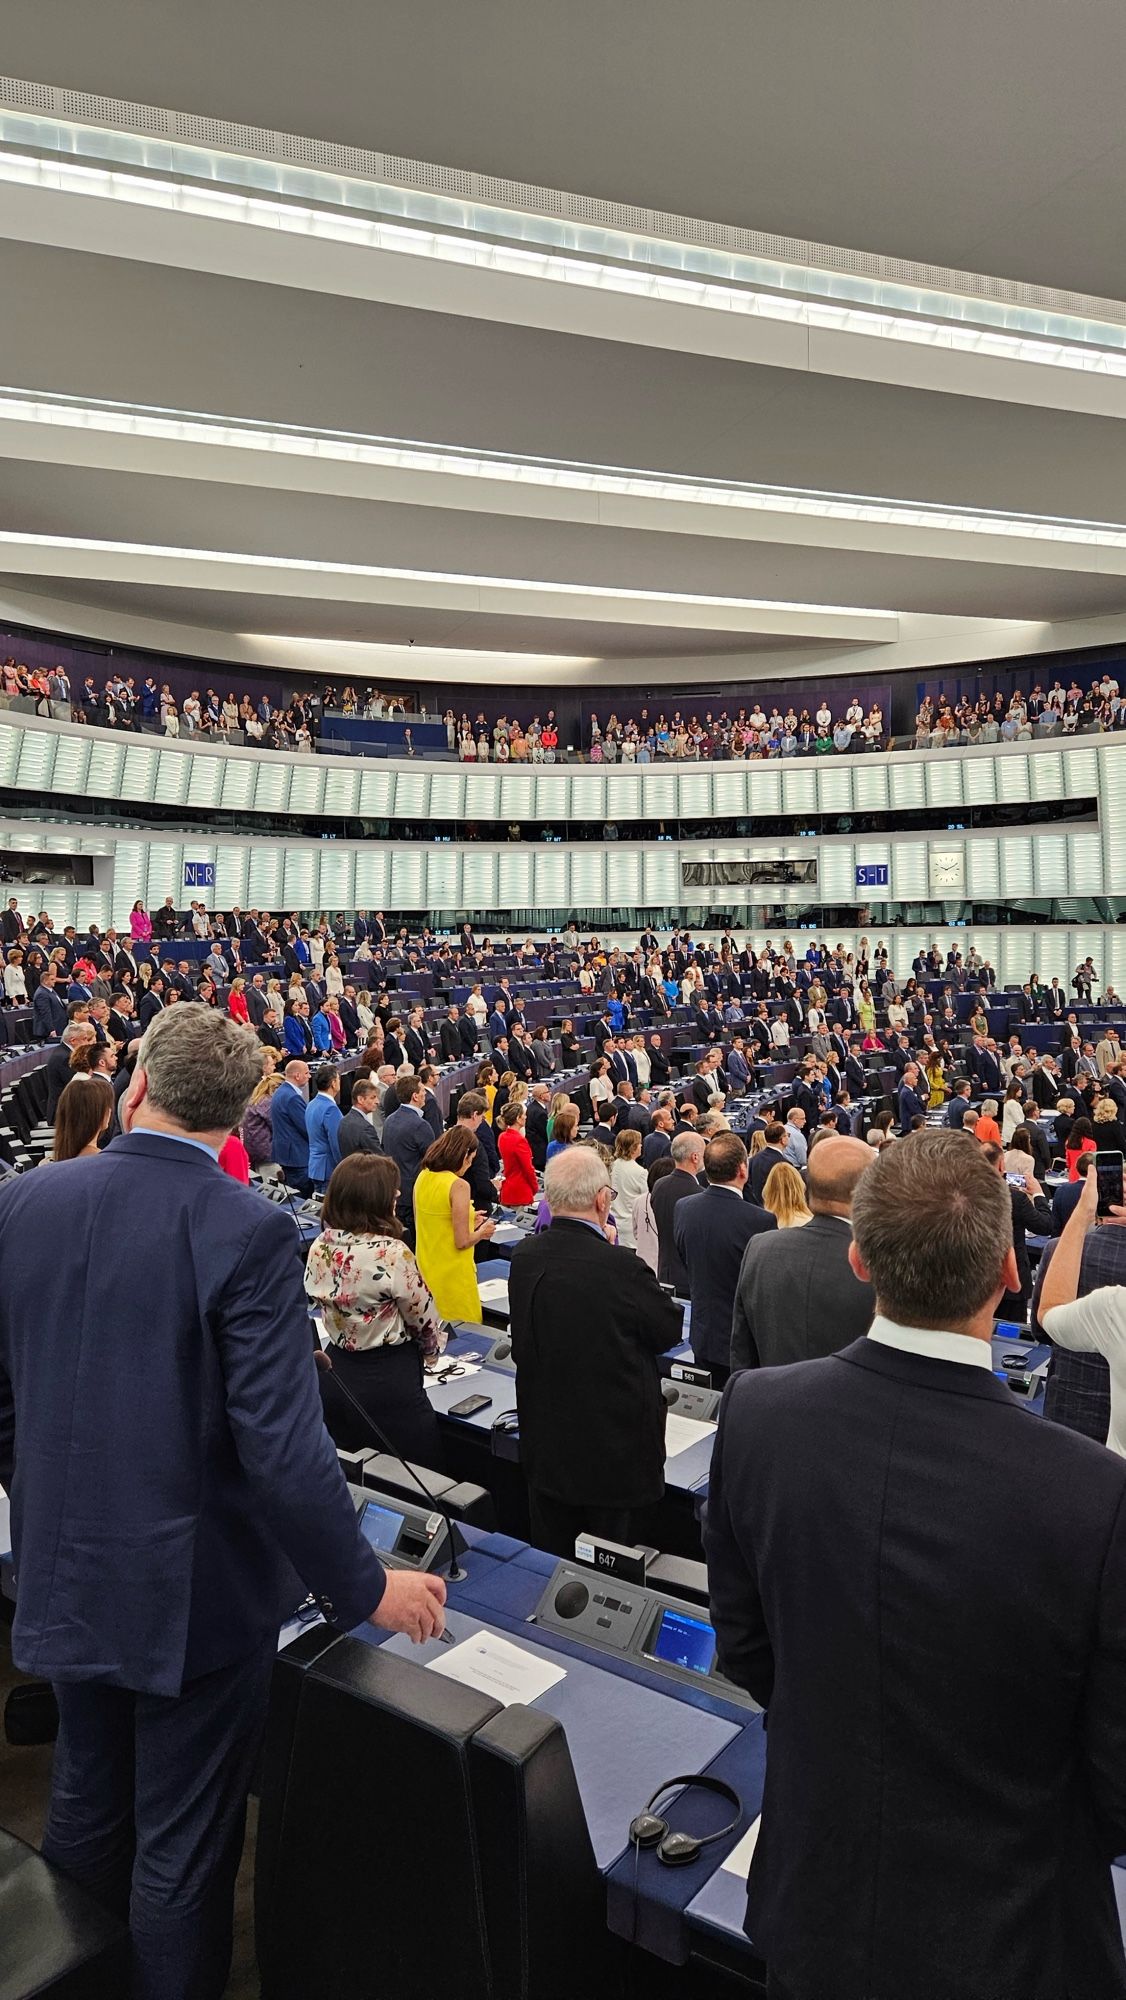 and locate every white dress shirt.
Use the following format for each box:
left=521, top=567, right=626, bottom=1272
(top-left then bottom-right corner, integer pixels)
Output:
left=1042, top=1289, right=1126, bottom=1456
left=867, top=1315, right=993, bottom=1372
